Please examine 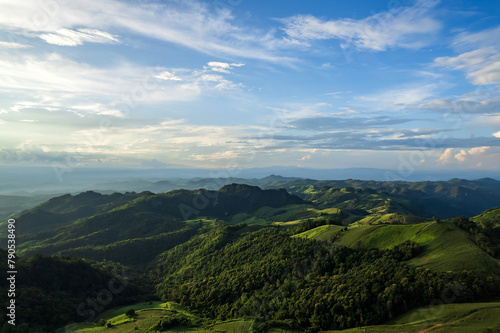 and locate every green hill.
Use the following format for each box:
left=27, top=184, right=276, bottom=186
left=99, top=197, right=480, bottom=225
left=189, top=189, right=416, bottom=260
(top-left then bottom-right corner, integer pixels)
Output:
left=287, top=186, right=427, bottom=223
left=292, top=224, right=344, bottom=241
left=472, top=207, right=500, bottom=227
left=16, top=185, right=308, bottom=265
left=9, top=191, right=144, bottom=235
left=281, top=178, right=500, bottom=219
left=330, top=222, right=500, bottom=274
